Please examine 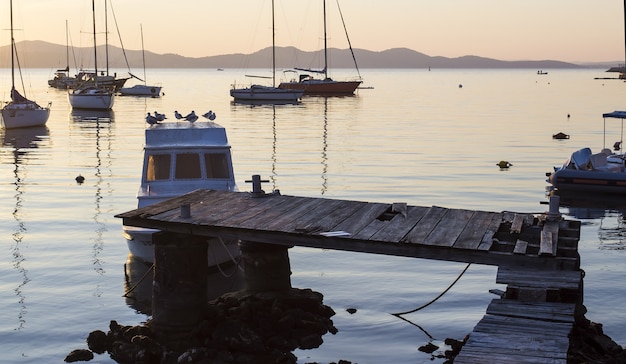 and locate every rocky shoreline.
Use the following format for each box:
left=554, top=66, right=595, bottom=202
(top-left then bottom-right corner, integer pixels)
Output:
left=65, top=293, right=625, bottom=364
